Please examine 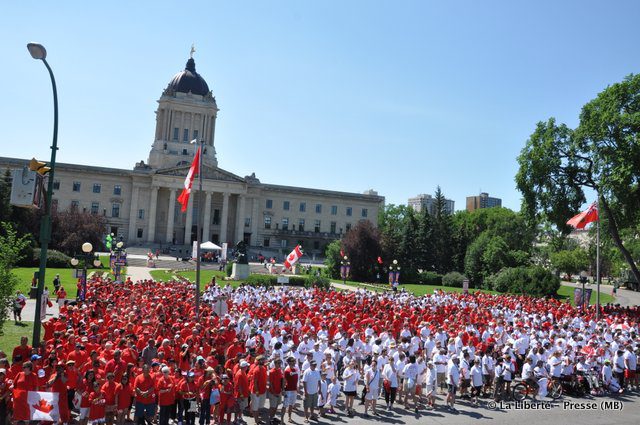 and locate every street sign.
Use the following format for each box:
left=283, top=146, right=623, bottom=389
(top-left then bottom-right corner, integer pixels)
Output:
left=277, top=276, right=289, bottom=284
left=463, top=278, right=469, bottom=294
